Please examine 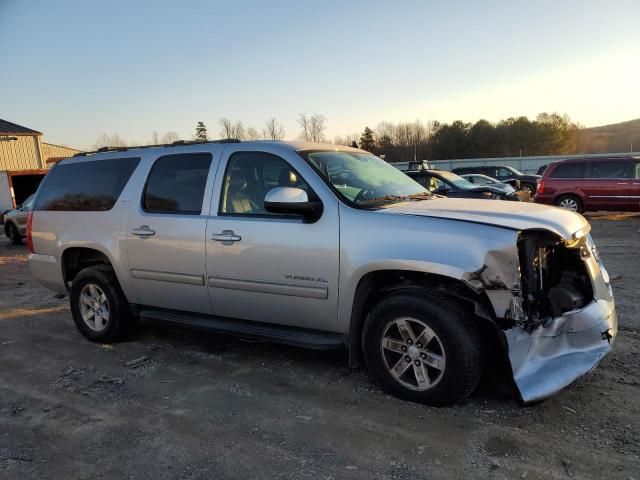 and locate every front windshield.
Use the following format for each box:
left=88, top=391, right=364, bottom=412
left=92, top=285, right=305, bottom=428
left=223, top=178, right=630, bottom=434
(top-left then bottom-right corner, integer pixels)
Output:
left=506, top=166, right=524, bottom=176
left=301, top=150, right=429, bottom=207
left=435, top=171, right=477, bottom=190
